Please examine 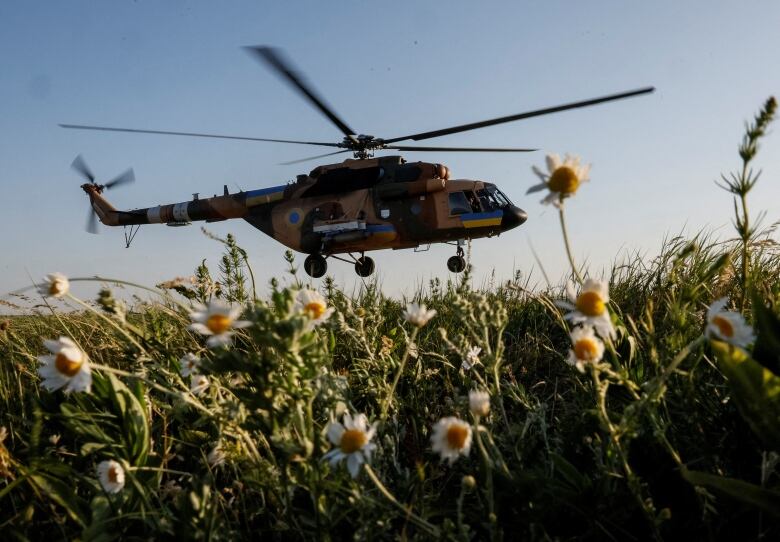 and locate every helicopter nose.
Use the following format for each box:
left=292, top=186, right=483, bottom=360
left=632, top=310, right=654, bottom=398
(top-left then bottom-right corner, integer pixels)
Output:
left=501, top=205, right=528, bottom=230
